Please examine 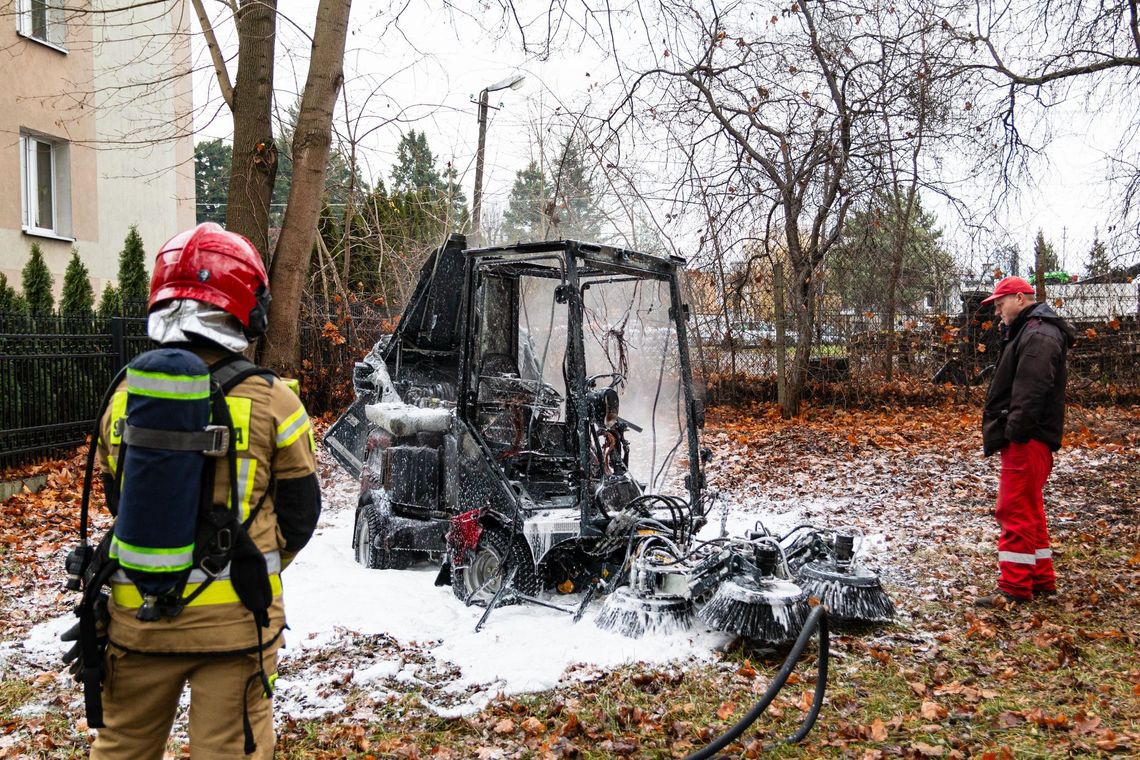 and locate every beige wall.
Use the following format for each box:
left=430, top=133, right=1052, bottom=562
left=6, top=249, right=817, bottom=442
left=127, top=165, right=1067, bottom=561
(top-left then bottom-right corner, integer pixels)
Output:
left=0, top=1, right=194, bottom=301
